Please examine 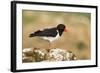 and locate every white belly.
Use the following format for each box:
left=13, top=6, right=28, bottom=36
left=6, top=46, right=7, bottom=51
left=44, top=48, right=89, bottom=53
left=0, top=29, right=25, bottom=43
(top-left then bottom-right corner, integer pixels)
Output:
left=41, top=33, right=59, bottom=42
